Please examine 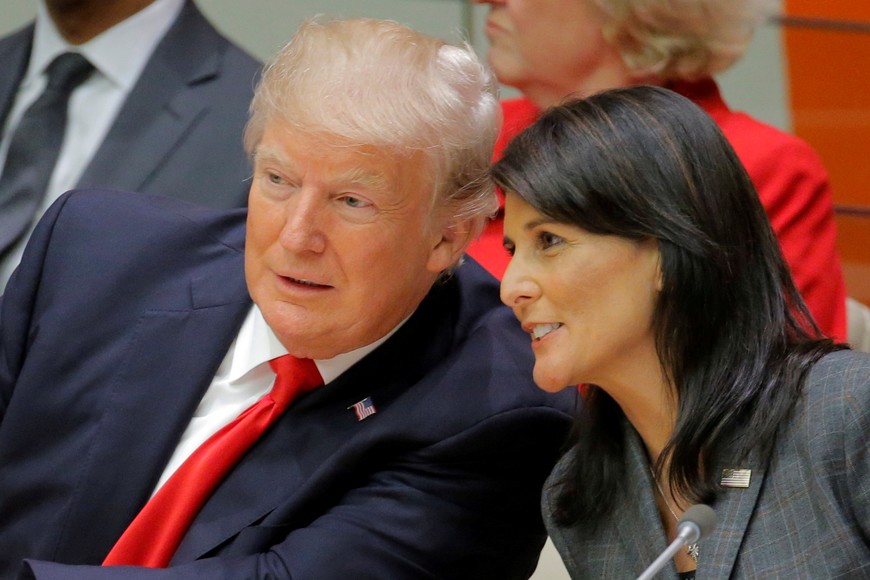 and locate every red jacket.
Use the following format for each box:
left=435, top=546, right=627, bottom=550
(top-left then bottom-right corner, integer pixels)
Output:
left=467, top=80, right=847, bottom=341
